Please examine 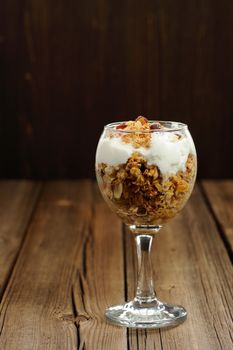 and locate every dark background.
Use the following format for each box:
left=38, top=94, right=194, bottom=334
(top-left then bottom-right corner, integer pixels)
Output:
left=0, top=0, right=233, bottom=179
